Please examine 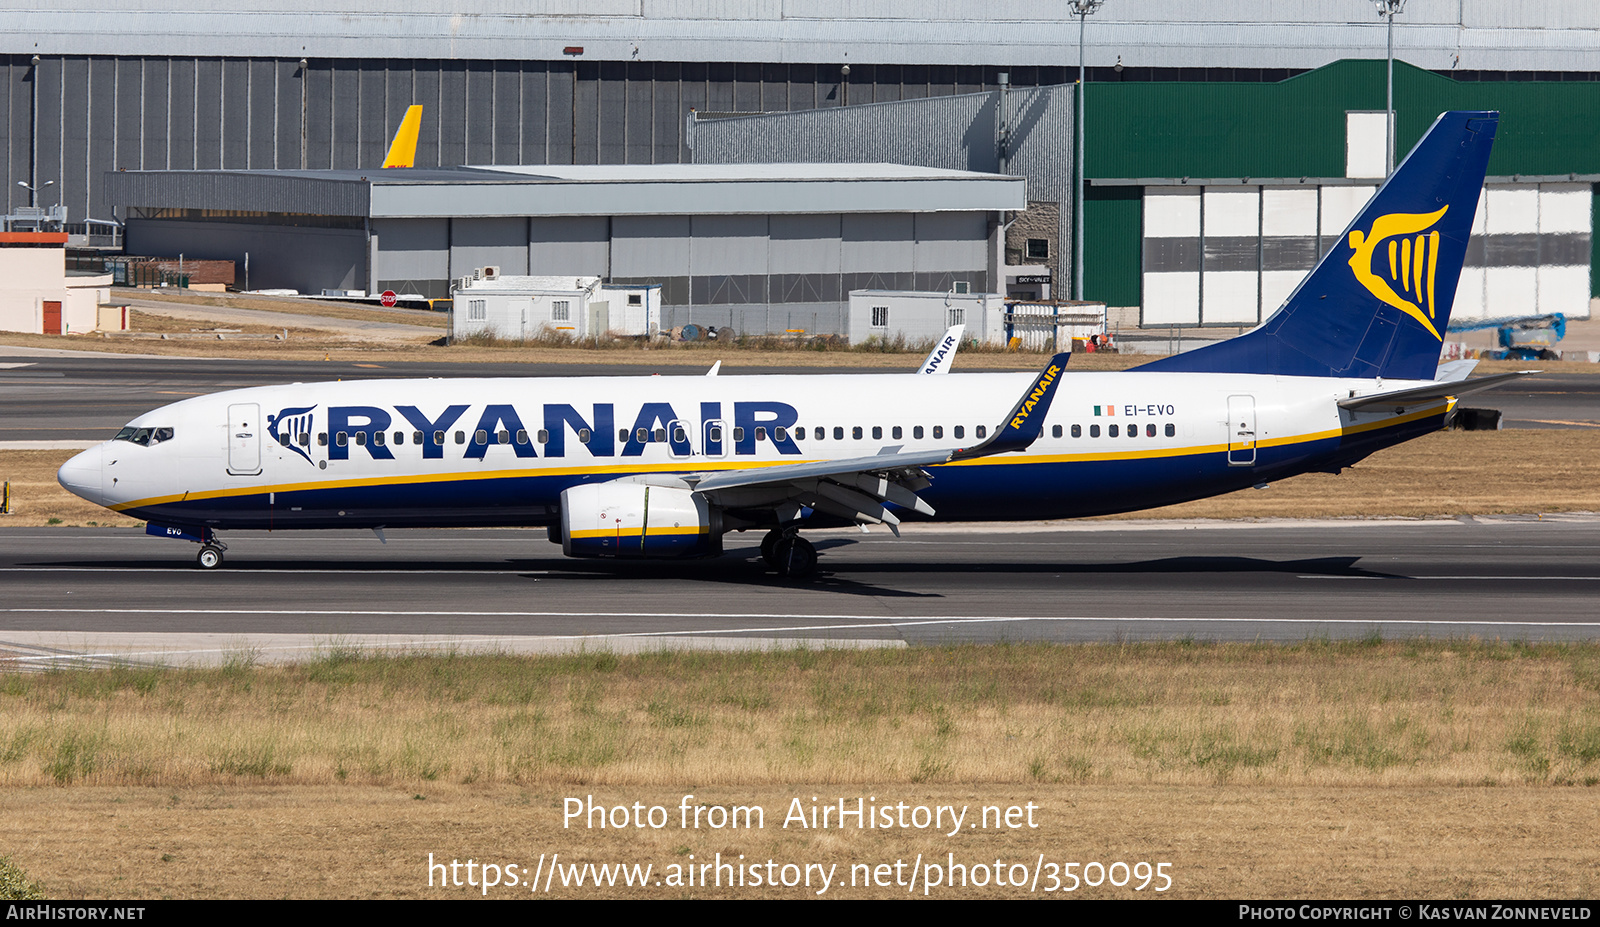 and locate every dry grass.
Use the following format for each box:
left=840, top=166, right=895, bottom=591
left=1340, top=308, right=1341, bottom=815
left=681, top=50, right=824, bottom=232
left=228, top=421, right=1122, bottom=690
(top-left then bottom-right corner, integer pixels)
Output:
left=7, top=430, right=1598, bottom=528
left=1, top=642, right=1599, bottom=898
left=1, top=782, right=1595, bottom=898
left=3, top=642, right=1598, bottom=791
